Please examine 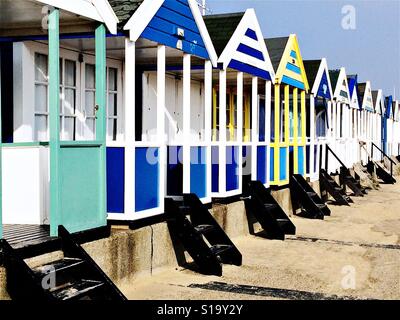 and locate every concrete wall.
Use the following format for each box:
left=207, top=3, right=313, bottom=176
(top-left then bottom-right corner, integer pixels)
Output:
left=82, top=223, right=178, bottom=287
left=271, top=188, right=293, bottom=216
left=0, top=267, right=10, bottom=300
